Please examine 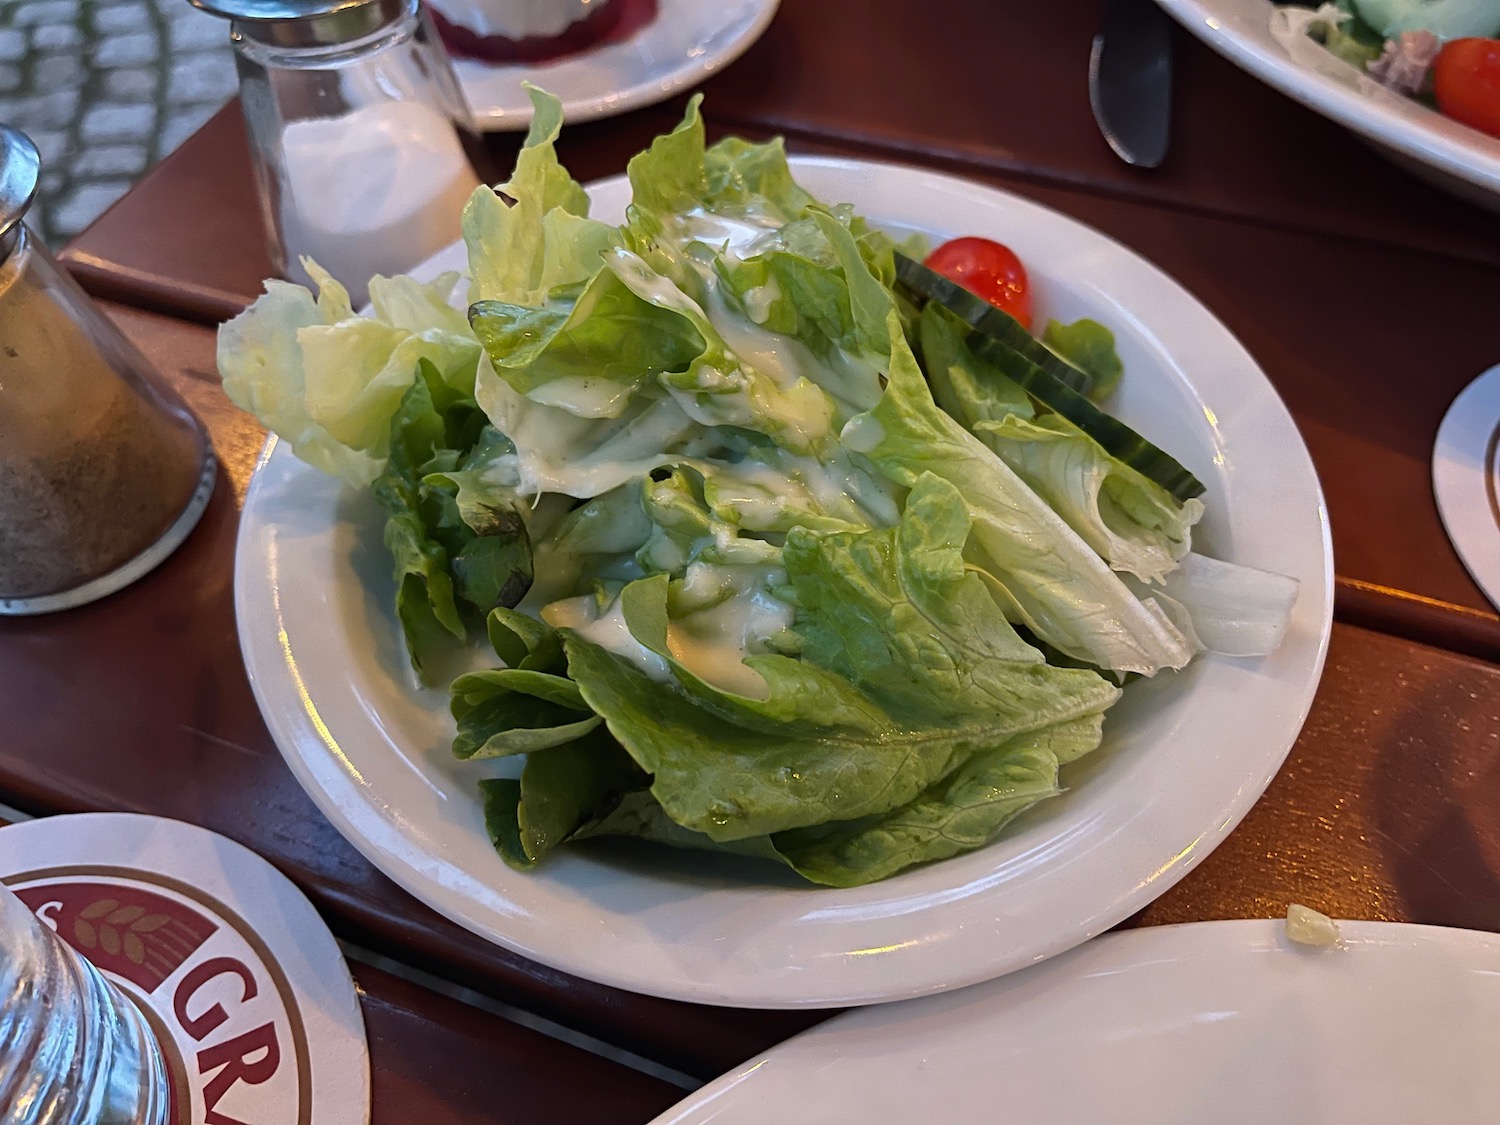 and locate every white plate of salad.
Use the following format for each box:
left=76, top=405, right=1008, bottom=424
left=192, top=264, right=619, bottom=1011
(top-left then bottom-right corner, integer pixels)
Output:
left=224, top=91, right=1332, bottom=1007
left=429, top=0, right=780, bottom=131
left=648, top=918, right=1500, bottom=1123
left=1155, top=0, right=1500, bottom=208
